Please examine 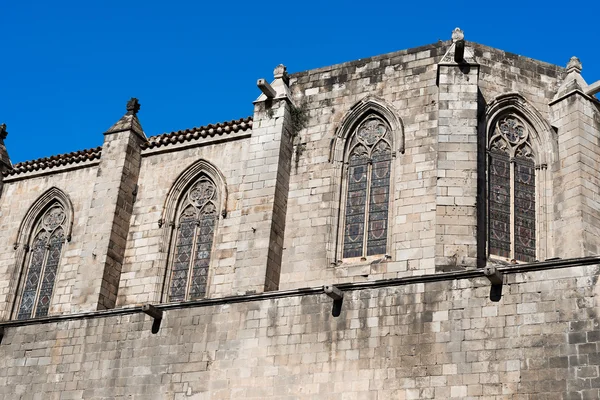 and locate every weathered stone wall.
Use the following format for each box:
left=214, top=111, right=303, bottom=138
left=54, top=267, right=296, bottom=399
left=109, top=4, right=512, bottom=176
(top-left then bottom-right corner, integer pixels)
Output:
left=233, top=95, right=294, bottom=295
left=0, top=166, right=99, bottom=319
left=1, top=38, right=599, bottom=324
left=116, top=135, right=251, bottom=307
left=279, top=41, right=569, bottom=289
left=473, top=43, right=564, bottom=113
left=73, top=127, right=145, bottom=313
left=436, top=60, right=479, bottom=270
left=551, top=91, right=600, bottom=258
left=282, top=44, right=444, bottom=288
left=474, top=44, right=565, bottom=262
left=1, top=264, right=599, bottom=399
